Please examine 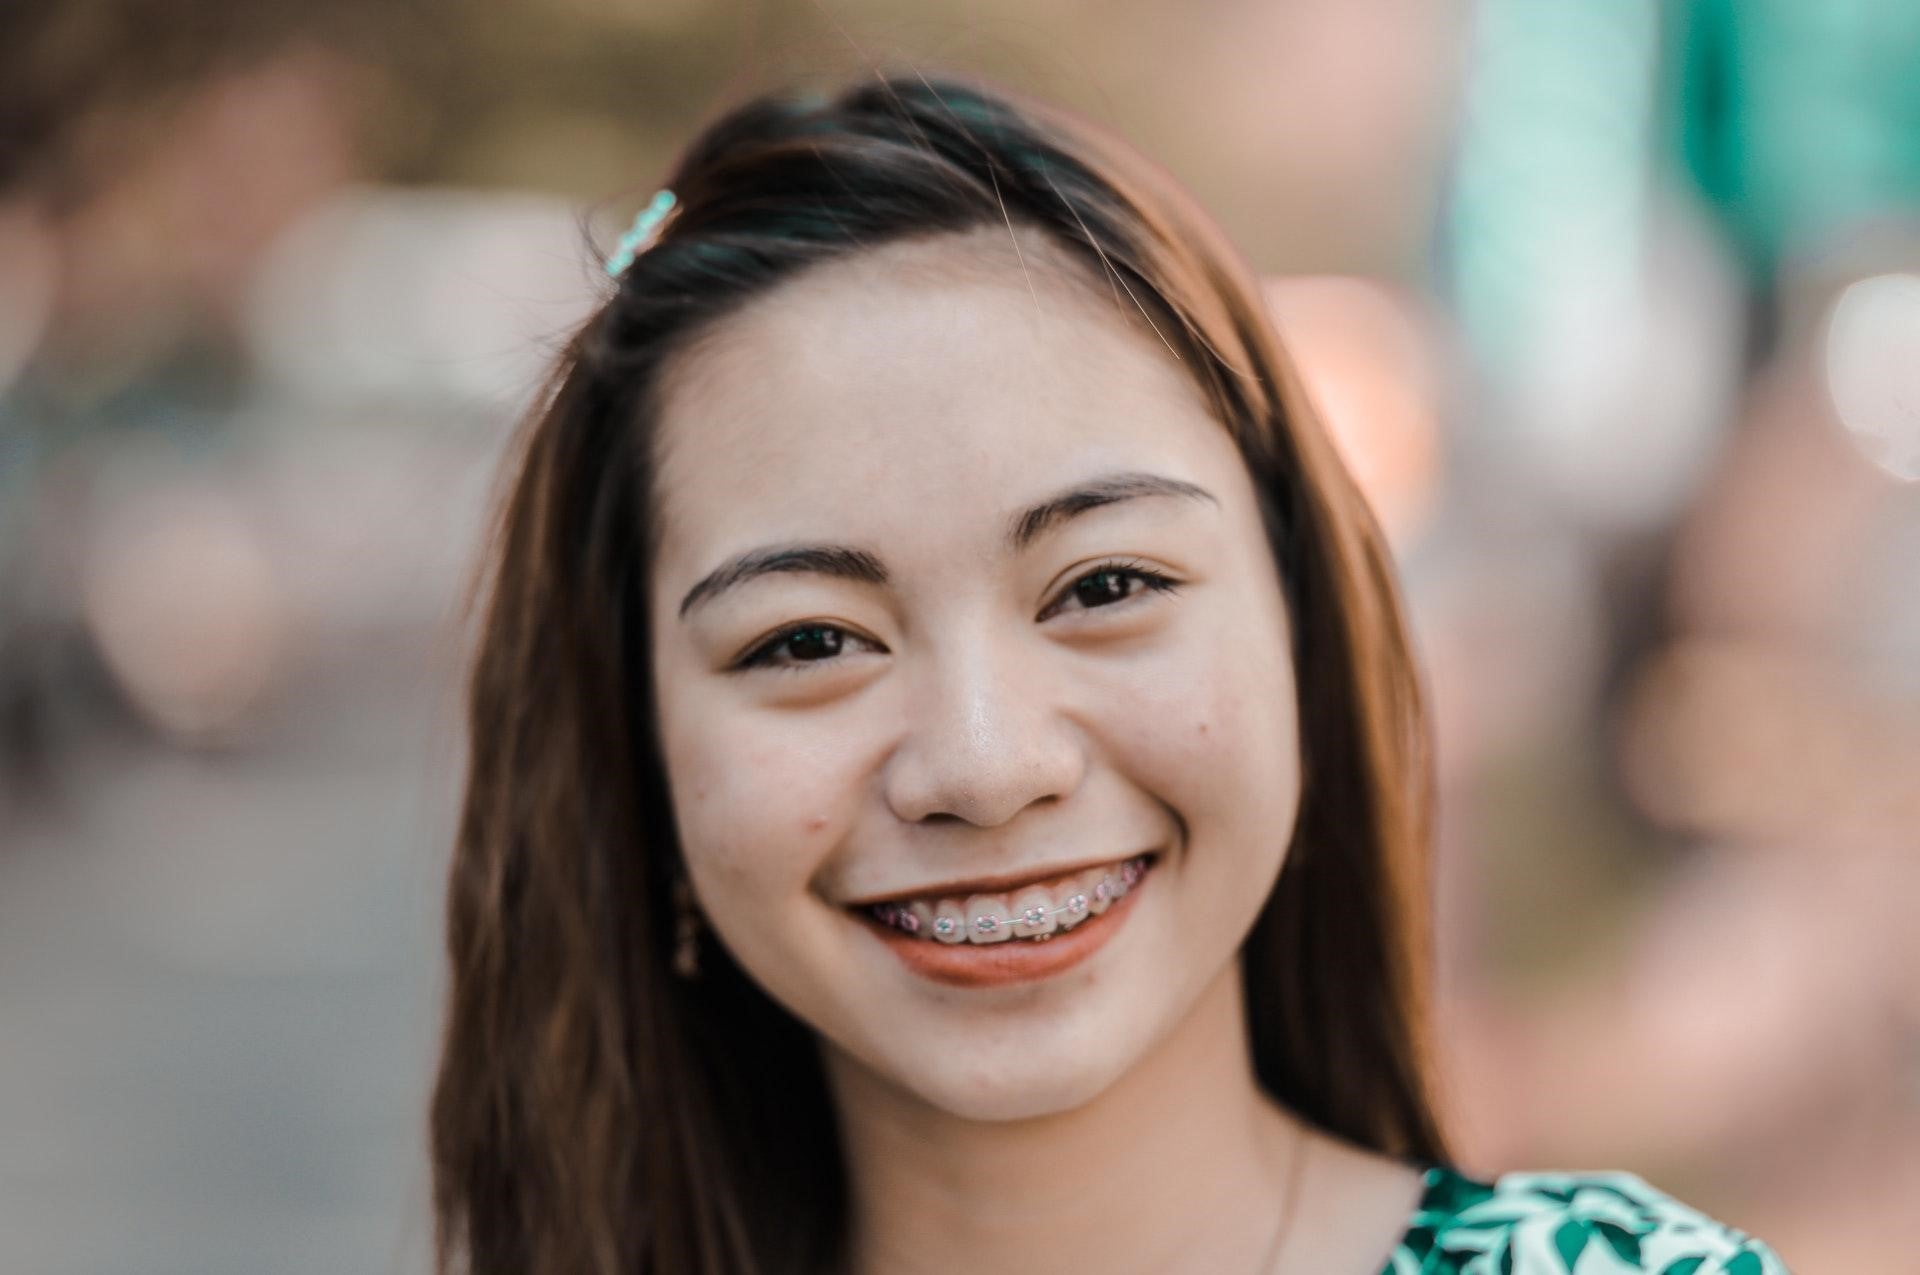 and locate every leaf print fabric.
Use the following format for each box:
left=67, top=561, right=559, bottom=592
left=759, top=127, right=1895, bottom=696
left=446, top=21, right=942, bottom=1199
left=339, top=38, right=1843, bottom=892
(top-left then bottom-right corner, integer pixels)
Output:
left=1380, top=1165, right=1793, bottom=1275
